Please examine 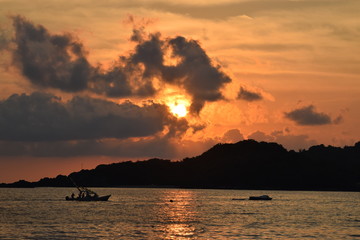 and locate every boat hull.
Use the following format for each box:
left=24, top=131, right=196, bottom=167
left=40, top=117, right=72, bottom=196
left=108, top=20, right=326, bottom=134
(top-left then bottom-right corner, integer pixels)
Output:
left=66, top=195, right=111, bottom=201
